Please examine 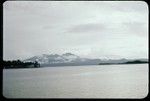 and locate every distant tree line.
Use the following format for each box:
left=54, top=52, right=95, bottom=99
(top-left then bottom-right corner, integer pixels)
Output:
left=2, top=60, right=40, bottom=69
left=124, top=60, right=148, bottom=64
left=99, top=60, right=148, bottom=65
